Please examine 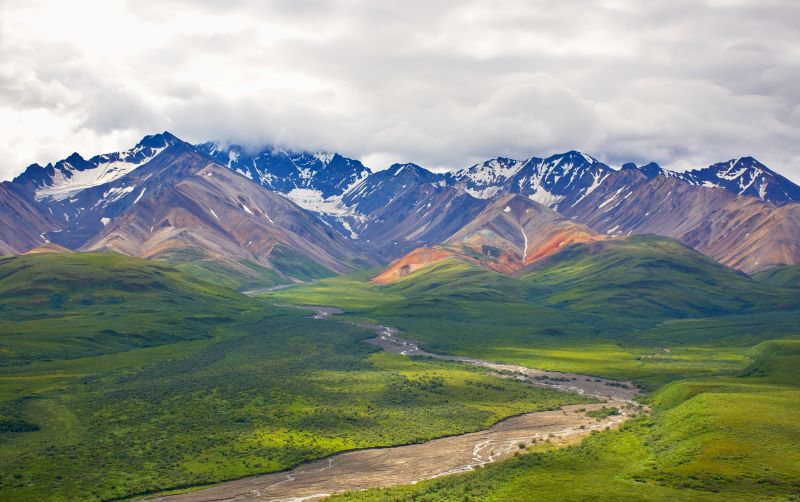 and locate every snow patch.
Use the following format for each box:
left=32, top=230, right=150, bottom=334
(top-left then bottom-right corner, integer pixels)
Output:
left=35, top=146, right=166, bottom=201
left=341, top=220, right=359, bottom=239
left=282, top=188, right=356, bottom=216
